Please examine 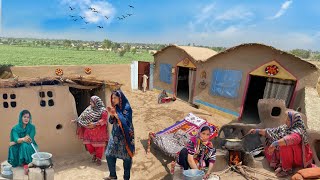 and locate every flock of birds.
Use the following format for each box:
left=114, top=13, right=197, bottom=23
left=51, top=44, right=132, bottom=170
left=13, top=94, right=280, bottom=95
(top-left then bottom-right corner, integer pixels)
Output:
left=68, top=5, right=135, bottom=29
